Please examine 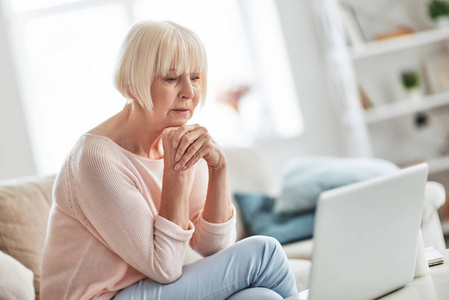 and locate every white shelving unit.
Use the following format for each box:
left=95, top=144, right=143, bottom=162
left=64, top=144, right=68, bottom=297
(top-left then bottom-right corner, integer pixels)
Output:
left=332, top=0, right=449, bottom=242
left=346, top=26, right=449, bottom=175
